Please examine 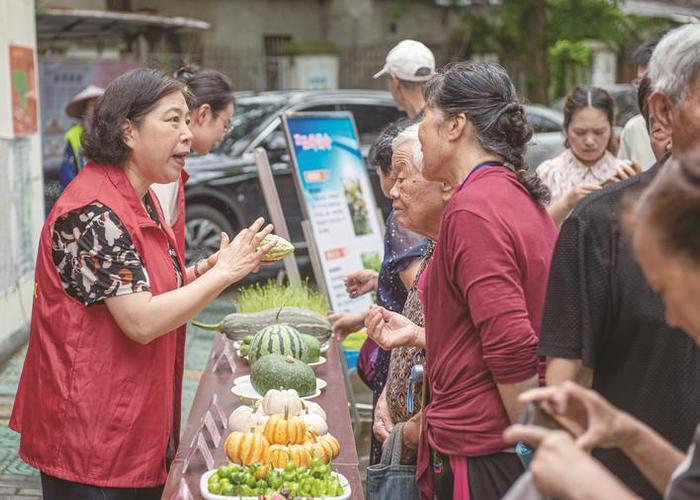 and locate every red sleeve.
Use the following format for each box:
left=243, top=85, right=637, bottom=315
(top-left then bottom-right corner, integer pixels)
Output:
left=445, top=209, right=539, bottom=384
